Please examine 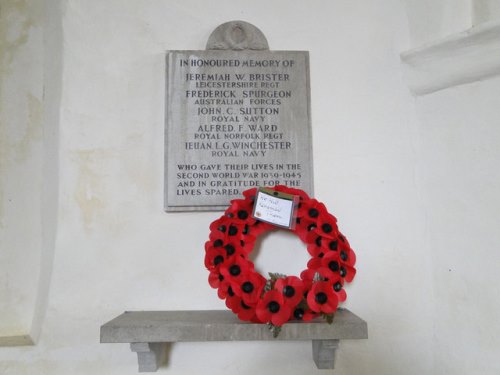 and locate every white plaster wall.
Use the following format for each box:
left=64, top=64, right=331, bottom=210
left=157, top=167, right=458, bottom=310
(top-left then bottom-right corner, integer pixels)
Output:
left=473, top=0, right=500, bottom=24
left=402, top=2, right=500, bottom=372
left=415, top=77, right=500, bottom=375
left=3, top=0, right=498, bottom=374
left=403, top=0, right=472, bottom=46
